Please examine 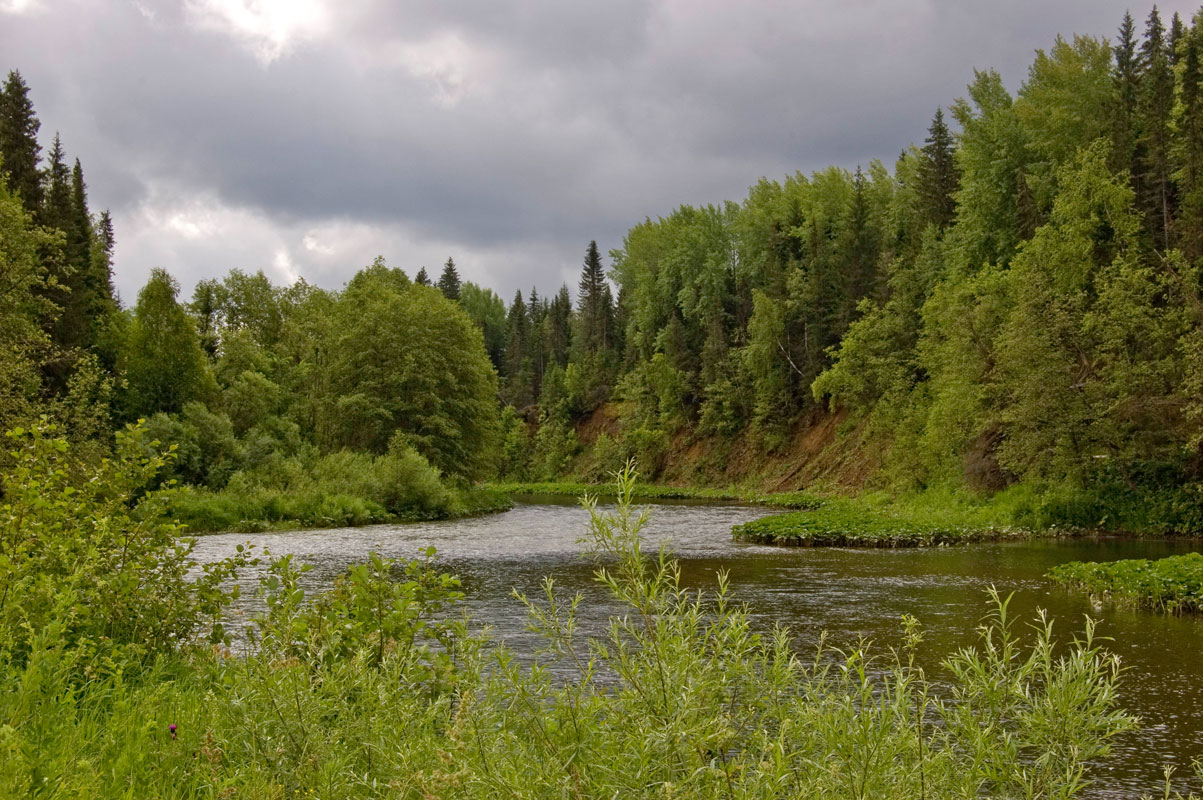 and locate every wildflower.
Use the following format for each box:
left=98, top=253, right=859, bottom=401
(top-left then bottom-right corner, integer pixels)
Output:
left=169, top=723, right=178, bottom=740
